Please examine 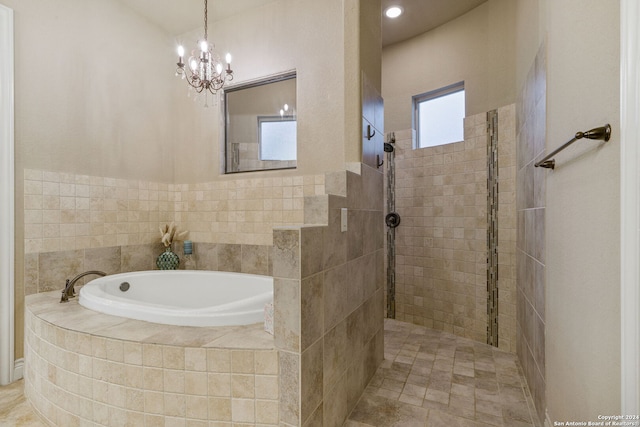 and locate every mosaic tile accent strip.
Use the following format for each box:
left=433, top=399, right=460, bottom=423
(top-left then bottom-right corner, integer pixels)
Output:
left=386, top=131, right=397, bottom=318
left=487, top=109, right=499, bottom=347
